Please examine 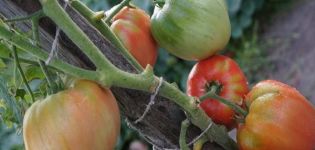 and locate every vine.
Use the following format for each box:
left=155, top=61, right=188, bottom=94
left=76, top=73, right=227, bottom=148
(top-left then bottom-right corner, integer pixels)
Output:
left=0, top=0, right=242, bottom=149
